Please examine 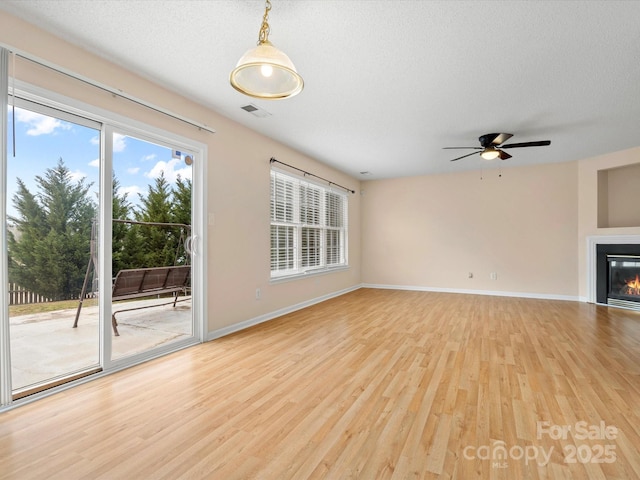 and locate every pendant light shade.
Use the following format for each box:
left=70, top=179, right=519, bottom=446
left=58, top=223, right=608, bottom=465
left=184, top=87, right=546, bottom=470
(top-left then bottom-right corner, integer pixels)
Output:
left=230, top=41, right=303, bottom=99
left=230, top=0, right=304, bottom=100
